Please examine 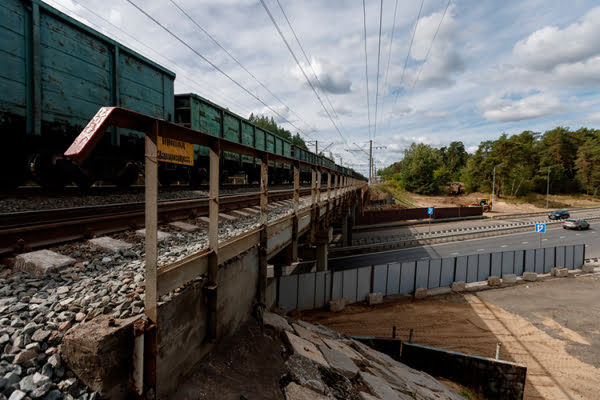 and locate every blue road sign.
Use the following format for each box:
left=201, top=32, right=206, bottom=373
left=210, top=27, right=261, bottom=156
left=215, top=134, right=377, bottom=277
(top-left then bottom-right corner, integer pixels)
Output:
left=428, top=207, right=433, bottom=215
left=535, top=223, right=546, bottom=233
